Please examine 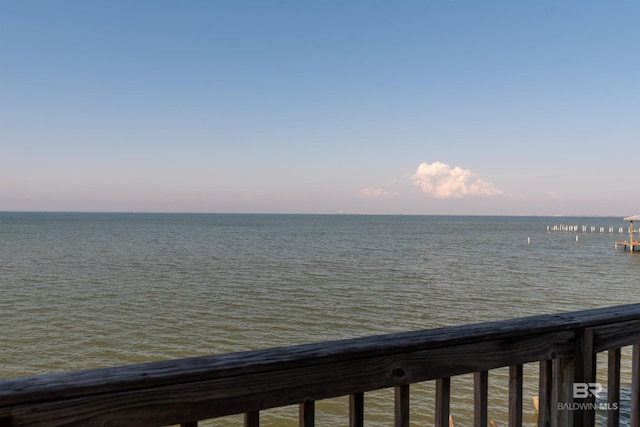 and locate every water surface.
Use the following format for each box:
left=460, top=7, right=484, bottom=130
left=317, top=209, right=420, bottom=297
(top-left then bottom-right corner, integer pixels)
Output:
left=2, top=213, right=638, bottom=425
